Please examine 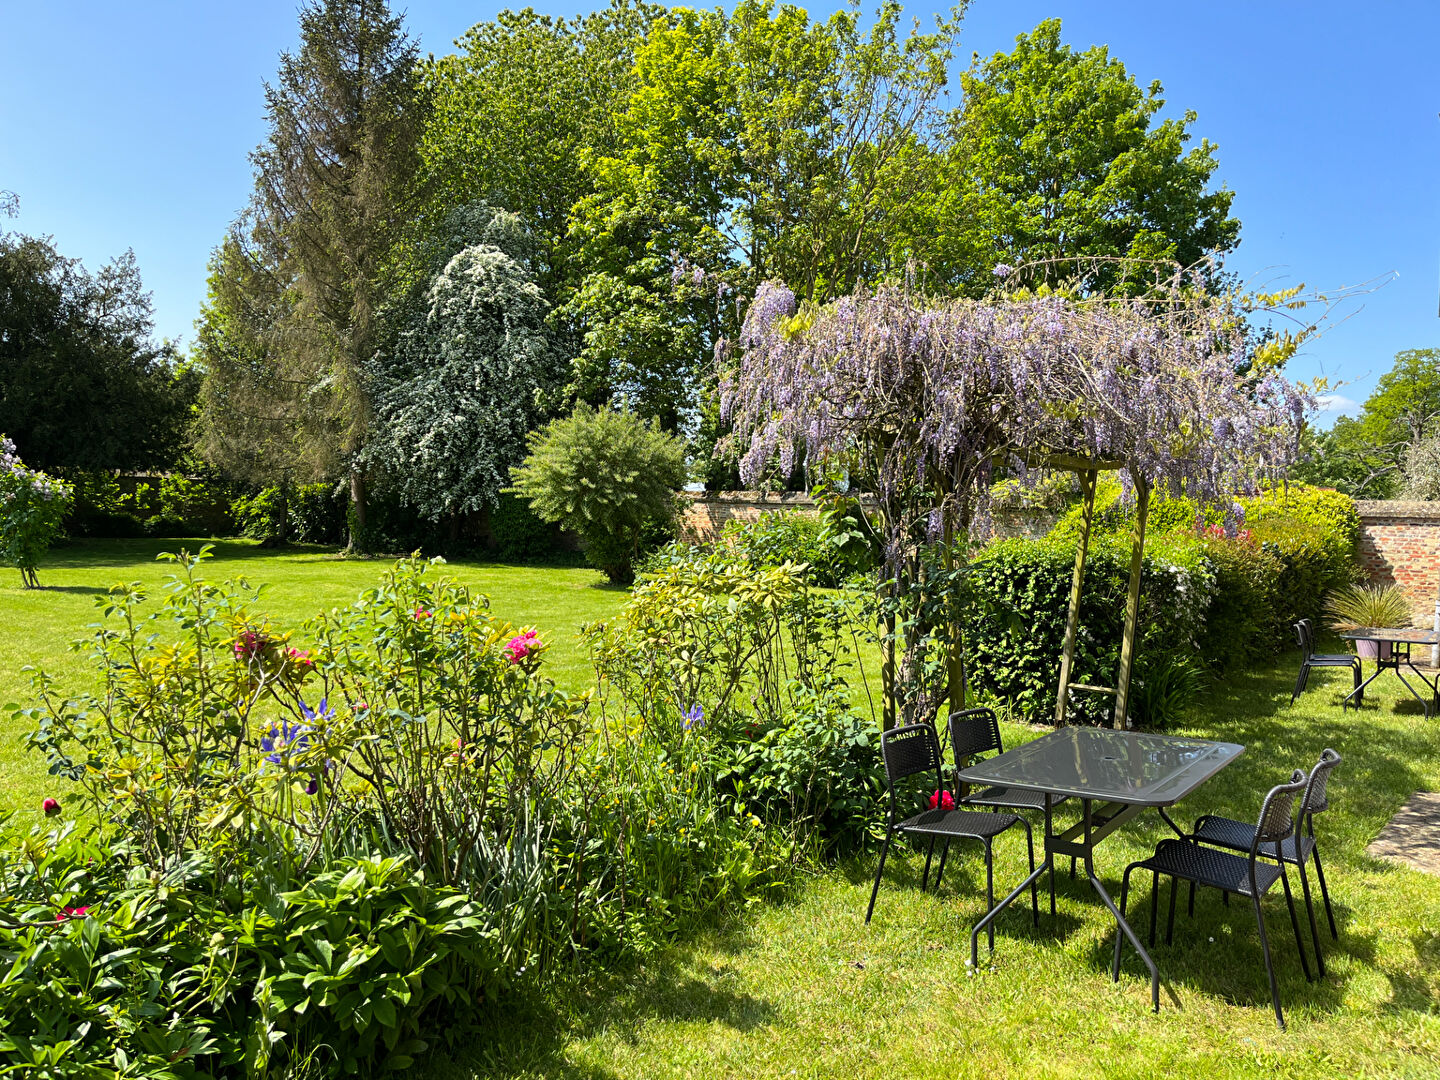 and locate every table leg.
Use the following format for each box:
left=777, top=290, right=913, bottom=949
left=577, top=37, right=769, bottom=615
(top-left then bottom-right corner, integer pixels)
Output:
left=1400, top=661, right=1438, bottom=718
left=1342, top=664, right=1384, bottom=711
left=968, top=856, right=1050, bottom=970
